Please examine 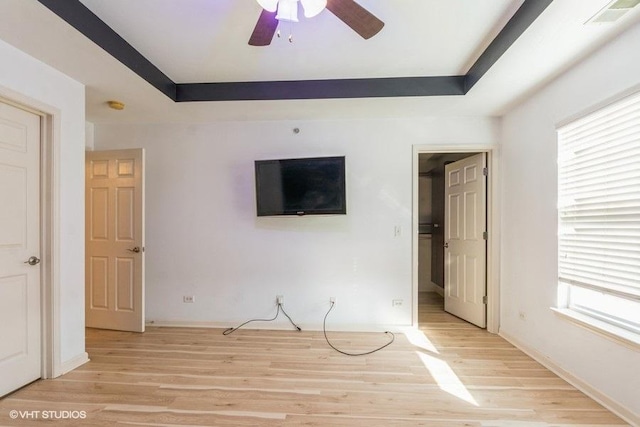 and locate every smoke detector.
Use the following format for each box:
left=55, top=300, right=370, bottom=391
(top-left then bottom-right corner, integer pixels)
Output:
left=588, top=0, right=640, bottom=23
